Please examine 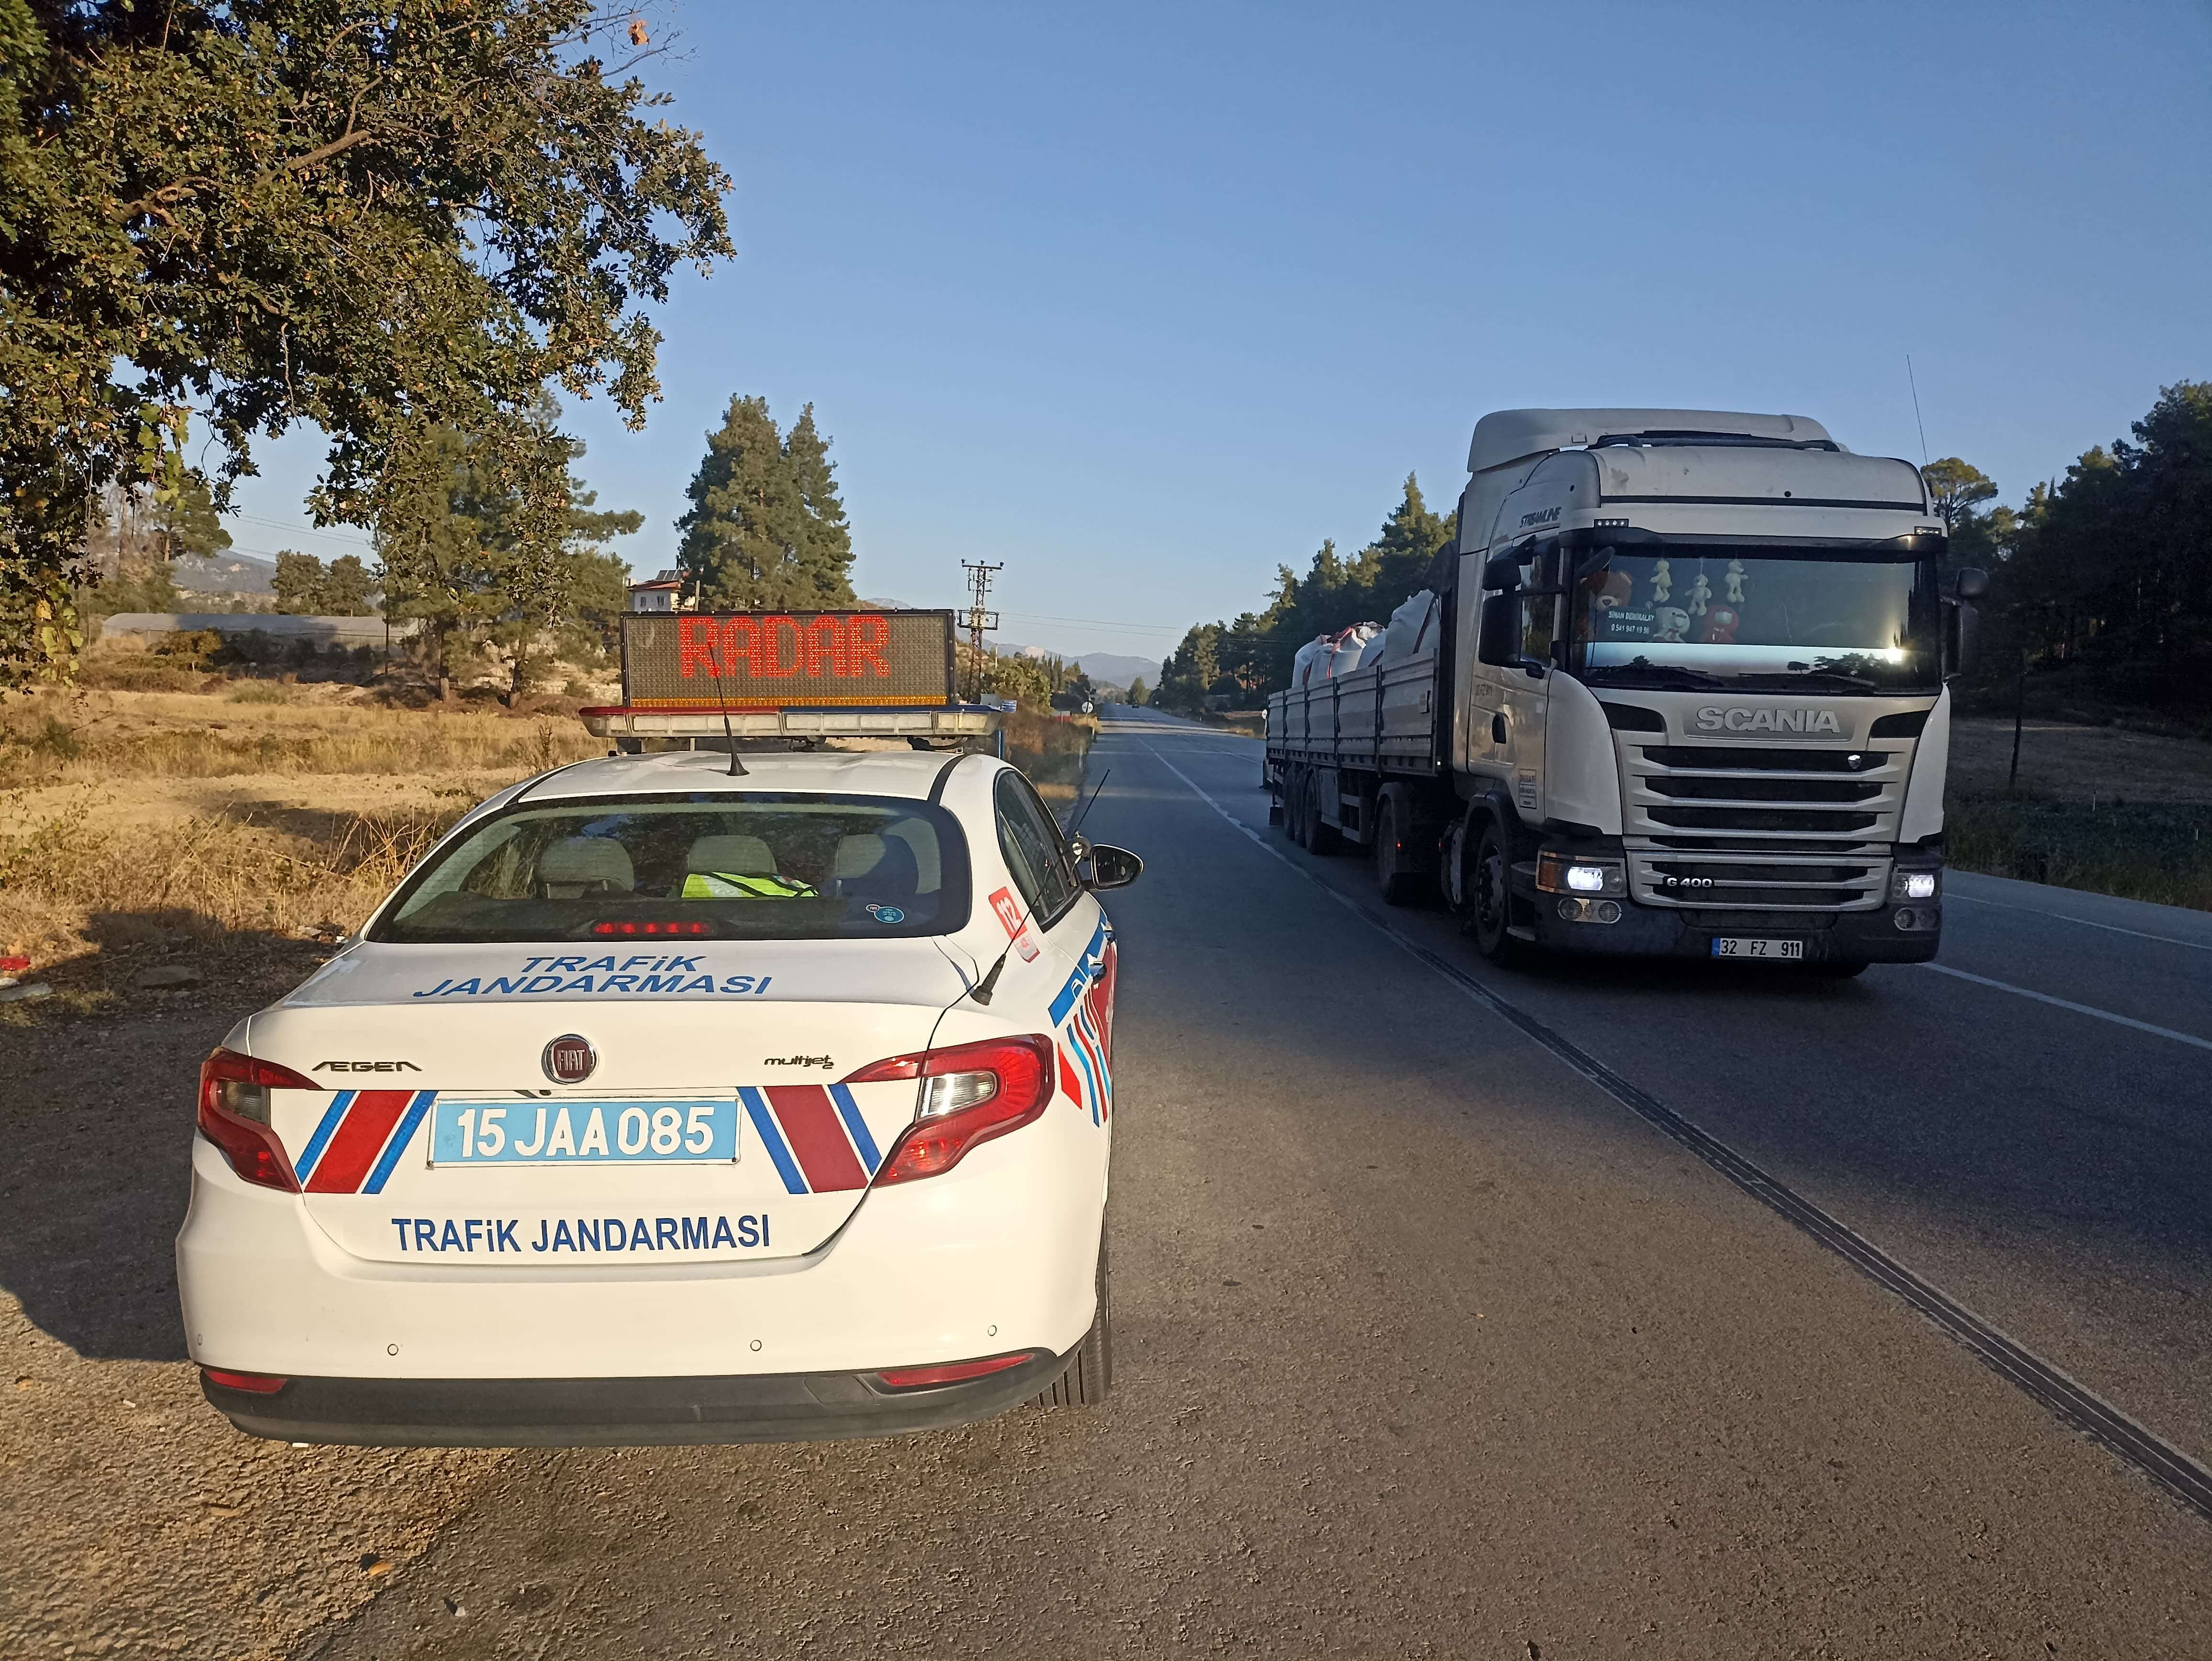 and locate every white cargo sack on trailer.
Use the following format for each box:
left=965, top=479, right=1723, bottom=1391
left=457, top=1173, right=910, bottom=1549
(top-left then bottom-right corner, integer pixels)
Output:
left=1329, top=622, right=1382, bottom=678
left=1291, top=634, right=1334, bottom=688
left=1374, top=591, right=1440, bottom=669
